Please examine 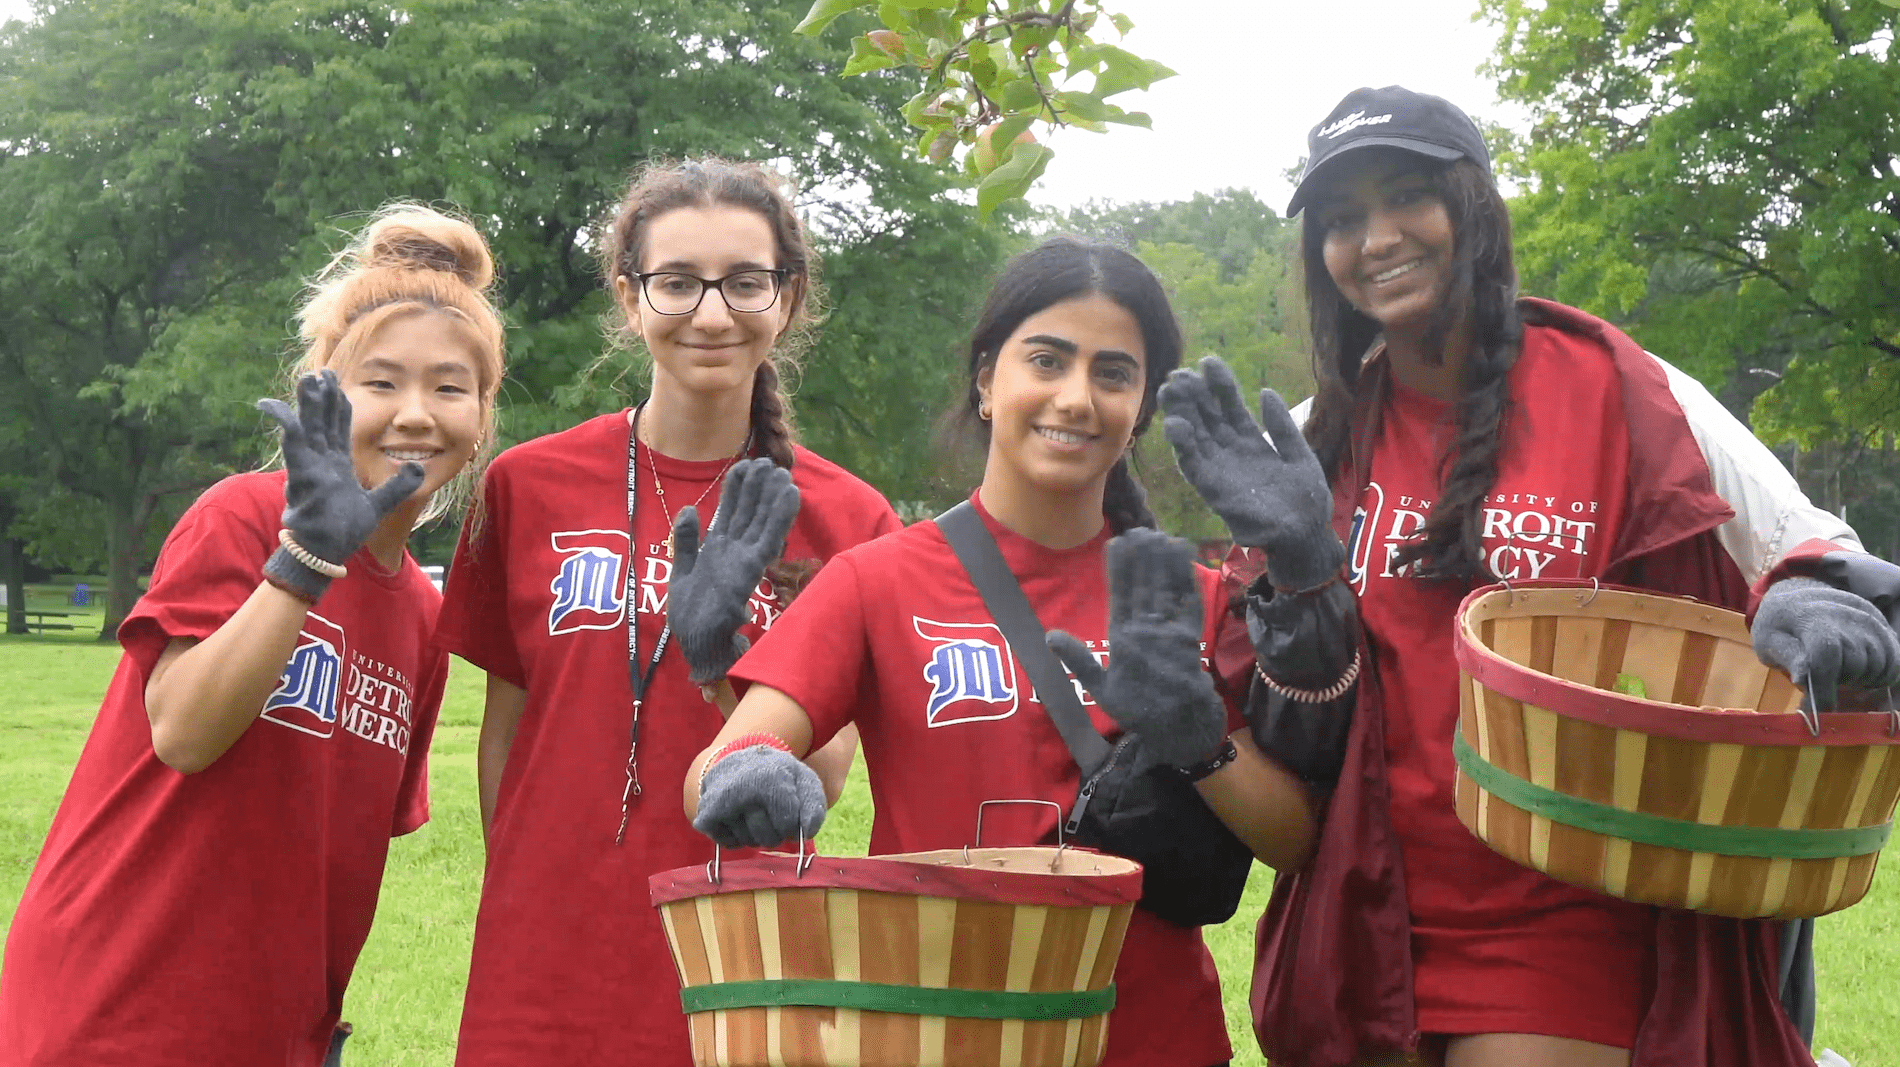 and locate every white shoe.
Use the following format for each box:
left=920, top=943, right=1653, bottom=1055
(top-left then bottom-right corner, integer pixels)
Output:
left=1815, top=1050, right=1851, bottom=1067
